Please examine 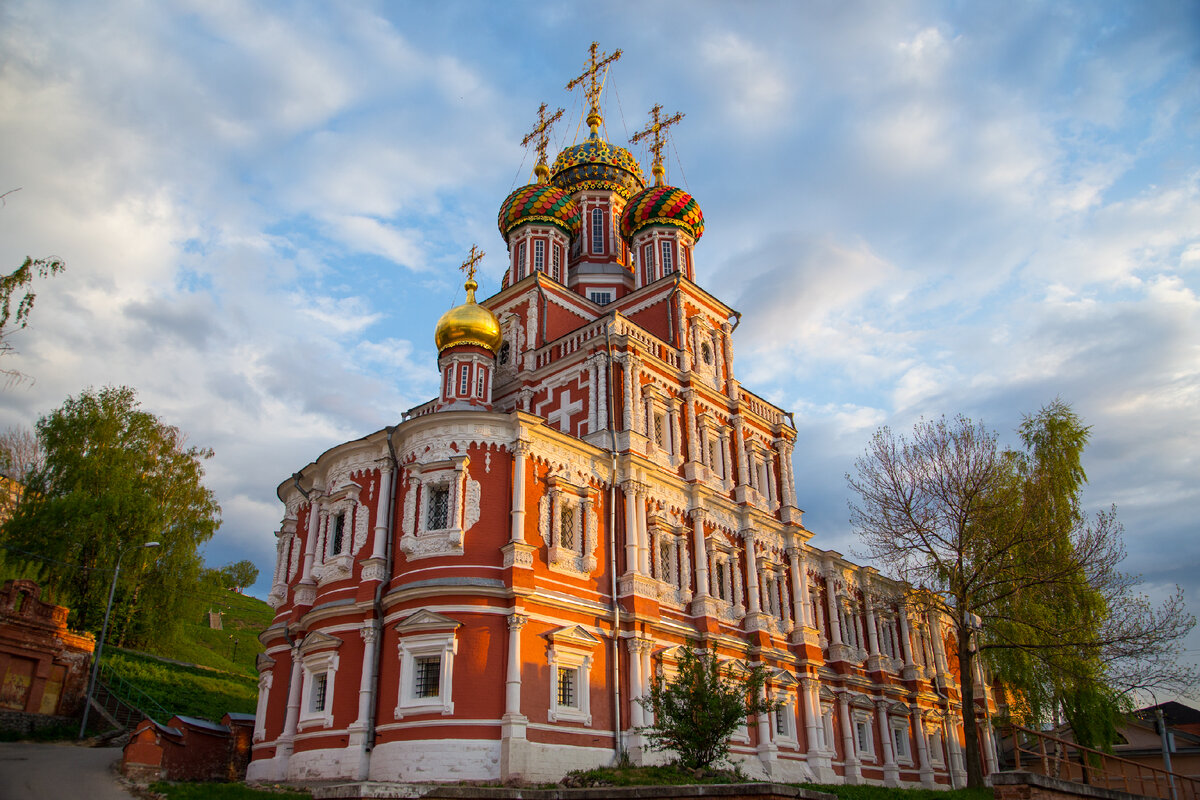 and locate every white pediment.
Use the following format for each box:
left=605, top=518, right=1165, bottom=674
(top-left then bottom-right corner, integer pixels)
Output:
left=395, top=609, right=462, bottom=633
left=544, top=624, right=601, bottom=649
left=298, top=631, right=342, bottom=655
